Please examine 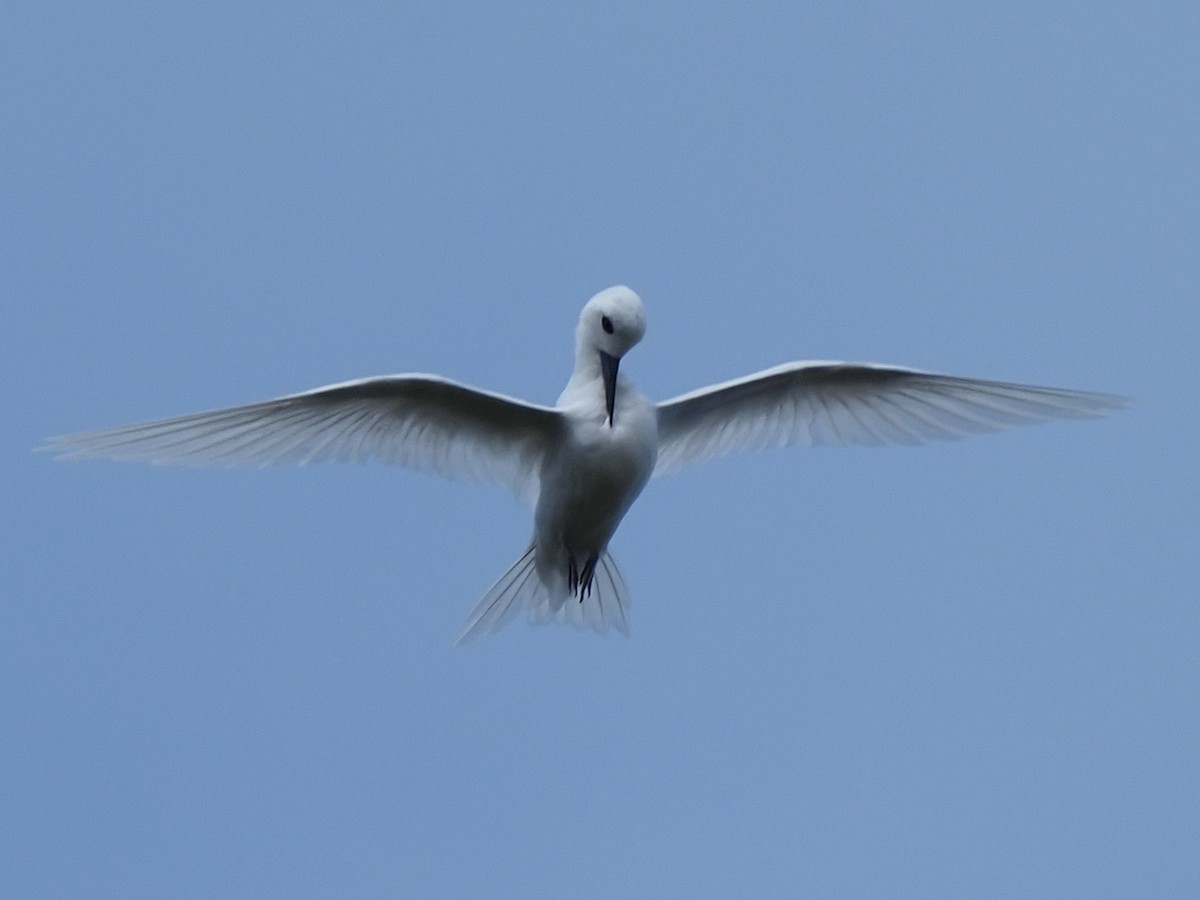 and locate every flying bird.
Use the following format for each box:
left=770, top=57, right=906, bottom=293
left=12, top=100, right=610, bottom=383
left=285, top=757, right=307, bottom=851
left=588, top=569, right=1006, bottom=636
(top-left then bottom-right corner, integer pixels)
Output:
left=44, top=286, right=1125, bottom=643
